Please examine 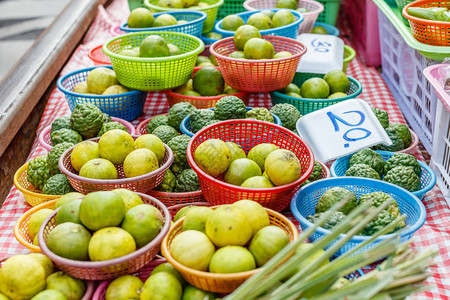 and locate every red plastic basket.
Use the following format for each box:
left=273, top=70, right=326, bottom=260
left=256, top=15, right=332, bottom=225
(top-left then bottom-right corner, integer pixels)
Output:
left=210, top=36, right=307, bottom=92
left=403, top=0, right=450, bottom=46
left=88, top=44, right=111, bottom=65
left=146, top=190, right=207, bottom=207
left=167, top=202, right=212, bottom=219
left=186, top=119, right=315, bottom=211
left=38, top=193, right=171, bottom=281
left=58, top=136, right=174, bottom=194
left=136, top=113, right=170, bottom=136
left=92, top=257, right=167, bottom=300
